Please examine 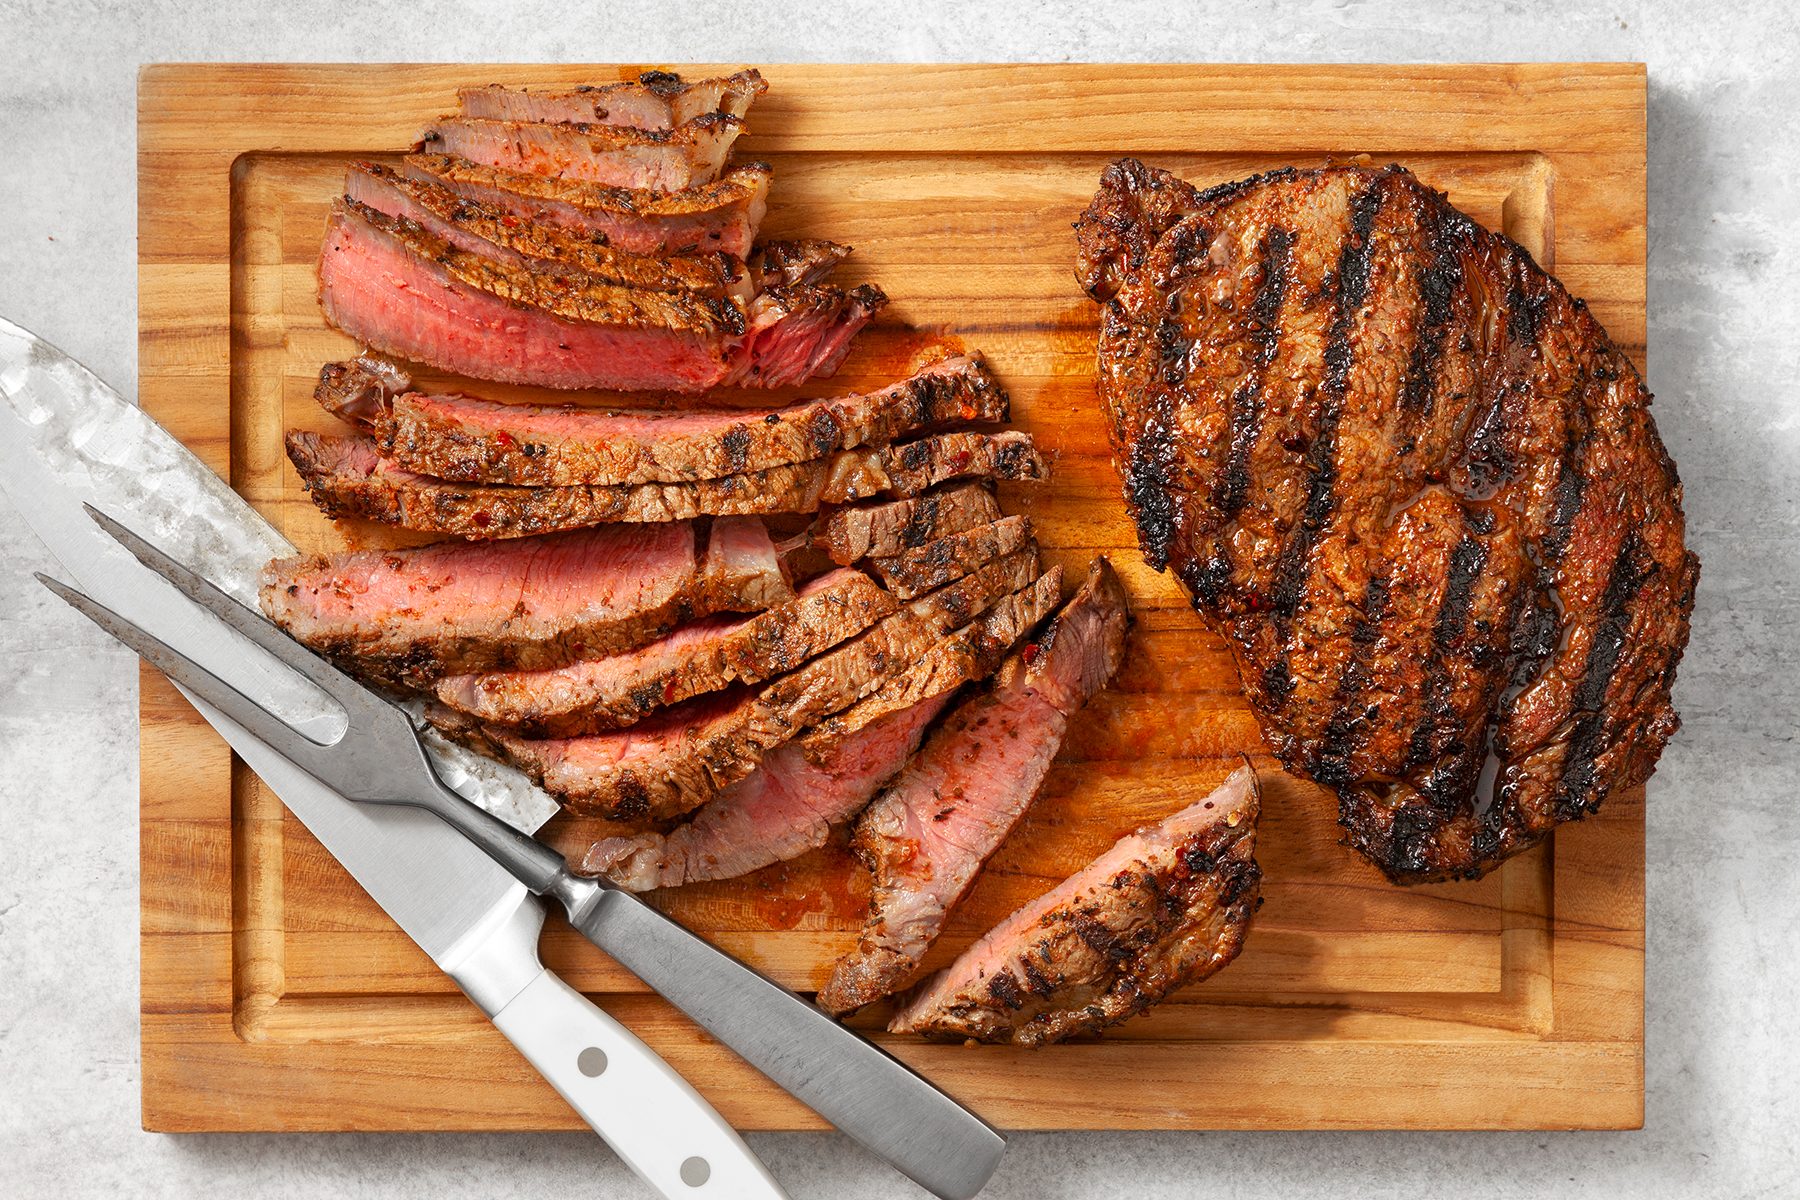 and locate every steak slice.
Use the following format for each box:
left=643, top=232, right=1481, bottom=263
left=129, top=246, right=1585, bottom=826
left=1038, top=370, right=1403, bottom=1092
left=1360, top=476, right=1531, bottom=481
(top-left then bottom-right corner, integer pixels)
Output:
left=748, top=238, right=854, bottom=289
left=469, top=548, right=1041, bottom=819
left=345, top=161, right=748, bottom=299
left=403, top=154, right=770, bottom=257
left=286, top=430, right=1040, bottom=537
left=458, top=70, right=767, bottom=130
left=818, top=558, right=1132, bottom=1015
left=418, top=113, right=742, bottom=191
left=1076, top=159, right=1699, bottom=883
left=815, top=483, right=1003, bottom=565
left=317, top=198, right=884, bottom=393
left=434, top=568, right=896, bottom=736
left=865, top=515, right=1035, bottom=600
left=889, top=765, right=1262, bottom=1045
left=260, top=517, right=787, bottom=681
left=799, top=566, right=1064, bottom=760
left=315, top=353, right=1009, bottom=487
left=580, top=694, right=952, bottom=892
